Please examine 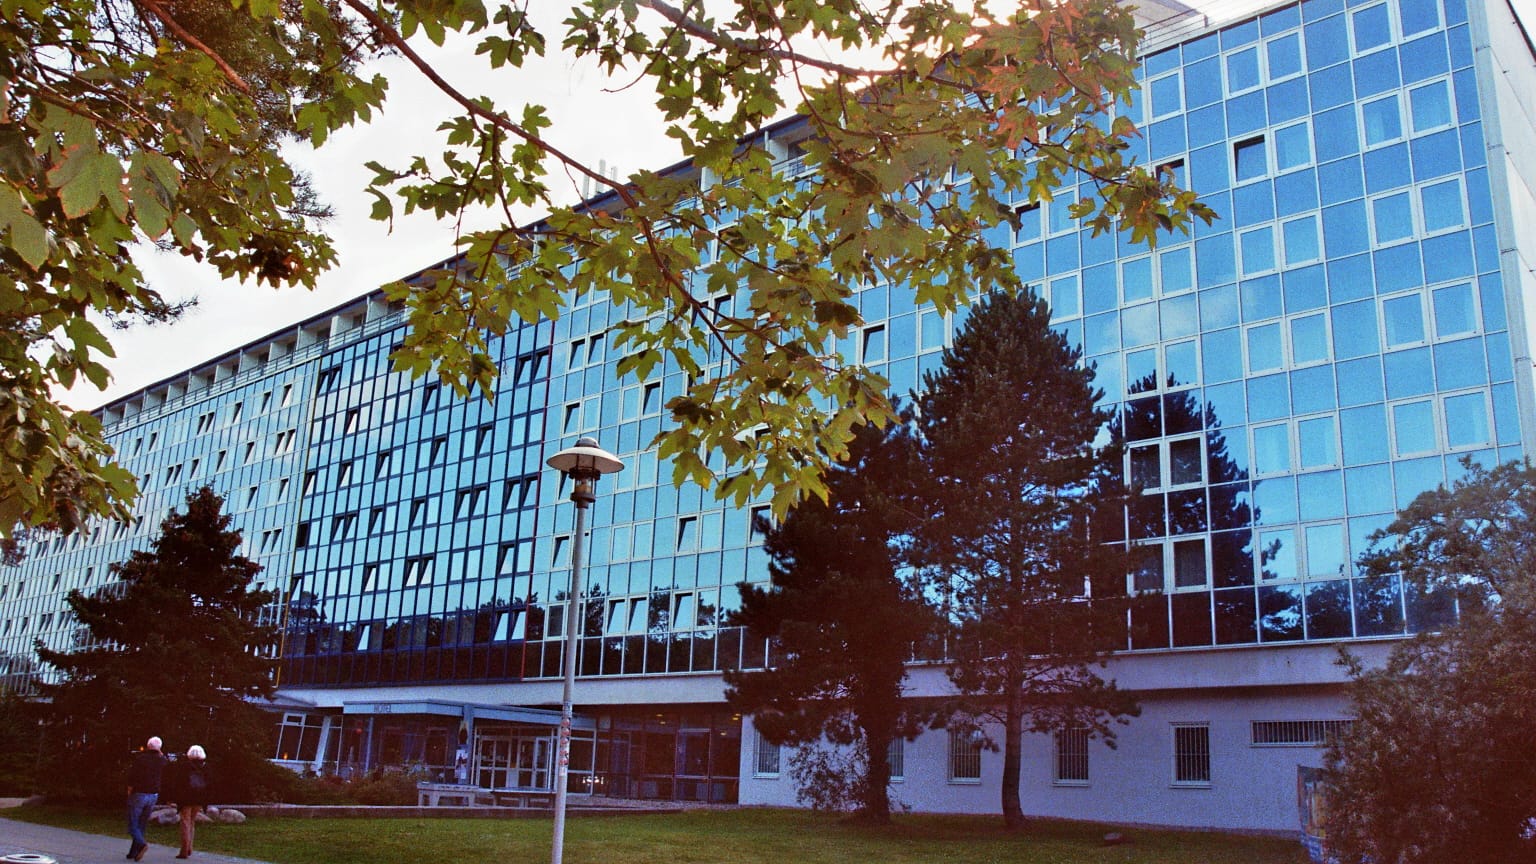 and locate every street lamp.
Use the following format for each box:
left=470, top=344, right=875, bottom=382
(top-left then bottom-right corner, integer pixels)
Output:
left=545, top=436, right=624, bottom=864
